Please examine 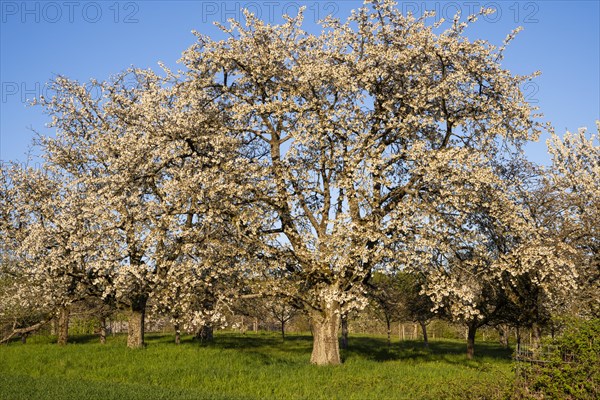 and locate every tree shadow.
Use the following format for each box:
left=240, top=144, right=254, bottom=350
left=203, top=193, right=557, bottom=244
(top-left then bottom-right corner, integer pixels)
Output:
left=67, top=334, right=102, bottom=344
left=50, top=331, right=513, bottom=368
left=181, top=332, right=513, bottom=366
left=342, top=336, right=513, bottom=365
left=207, top=333, right=314, bottom=359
